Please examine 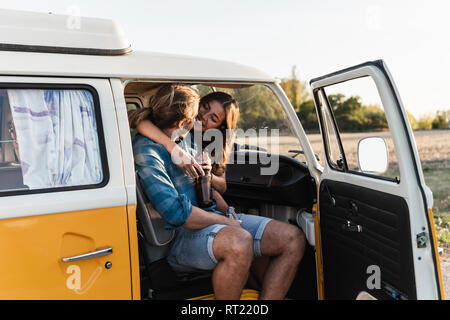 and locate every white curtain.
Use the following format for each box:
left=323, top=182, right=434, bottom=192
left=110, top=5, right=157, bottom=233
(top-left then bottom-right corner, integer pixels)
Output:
left=8, top=89, right=103, bottom=189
